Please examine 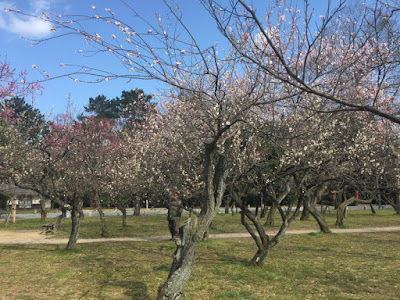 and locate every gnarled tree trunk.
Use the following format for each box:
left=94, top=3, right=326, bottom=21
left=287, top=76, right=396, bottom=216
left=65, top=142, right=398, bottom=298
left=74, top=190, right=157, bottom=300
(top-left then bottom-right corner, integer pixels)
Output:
left=301, top=184, right=331, bottom=233
left=232, top=178, right=300, bottom=266
left=307, top=204, right=331, bottom=233
left=157, top=142, right=229, bottom=299
left=336, top=196, right=373, bottom=226
left=66, top=196, right=82, bottom=250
